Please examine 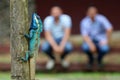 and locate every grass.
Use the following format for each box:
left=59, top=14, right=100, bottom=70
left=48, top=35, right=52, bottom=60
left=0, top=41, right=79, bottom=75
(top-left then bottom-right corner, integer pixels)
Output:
left=36, top=72, right=120, bottom=80
left=1, top=71, right=120, bottom=80
left=0, top=72, right=10, bottom=80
